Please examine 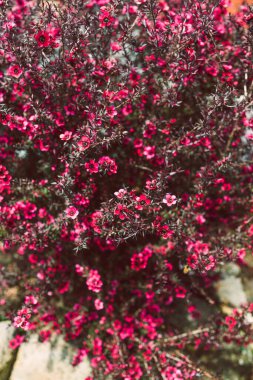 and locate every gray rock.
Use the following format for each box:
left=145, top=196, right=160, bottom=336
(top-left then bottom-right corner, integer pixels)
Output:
left=243, top=278, right=253, bottom=303
left=216, top=276, right=247, bottom=308
left=10, top=335, right=91, bottom=380
left=0, top=321, right=16, bottom=380
left=222, top=263, right=241, bottom=277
